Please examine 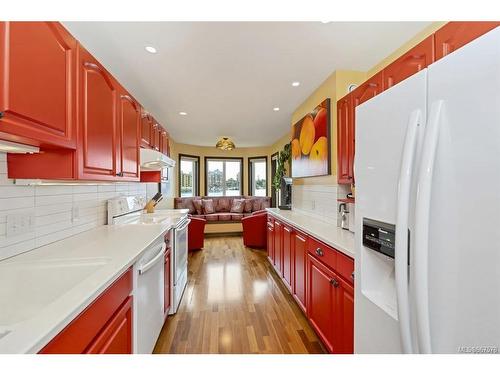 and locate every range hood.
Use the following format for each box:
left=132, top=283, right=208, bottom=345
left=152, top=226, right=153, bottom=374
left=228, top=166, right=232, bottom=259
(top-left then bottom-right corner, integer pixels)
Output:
left=140, top=148, right=175, bottom=170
